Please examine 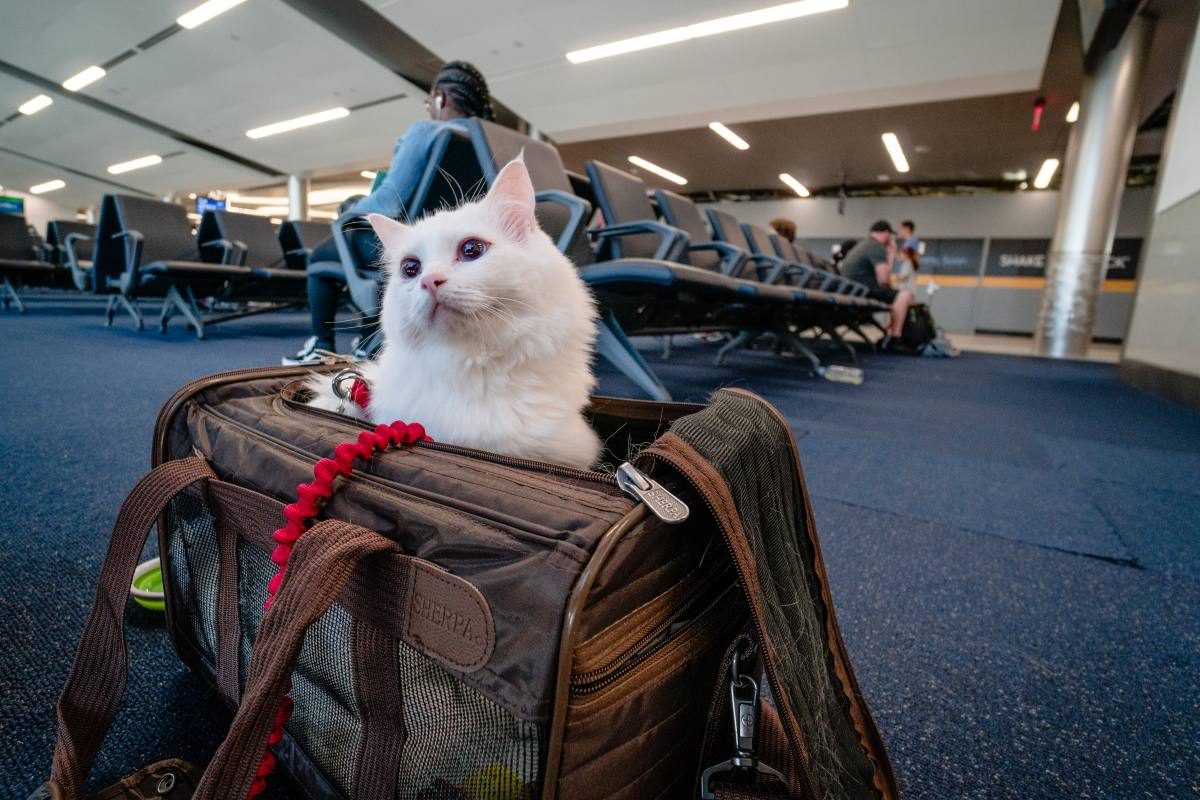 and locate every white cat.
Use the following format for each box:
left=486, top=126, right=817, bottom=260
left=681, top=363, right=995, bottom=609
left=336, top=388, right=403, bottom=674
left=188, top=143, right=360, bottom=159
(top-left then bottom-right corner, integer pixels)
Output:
left=306, top=155, right=602, bottom=469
